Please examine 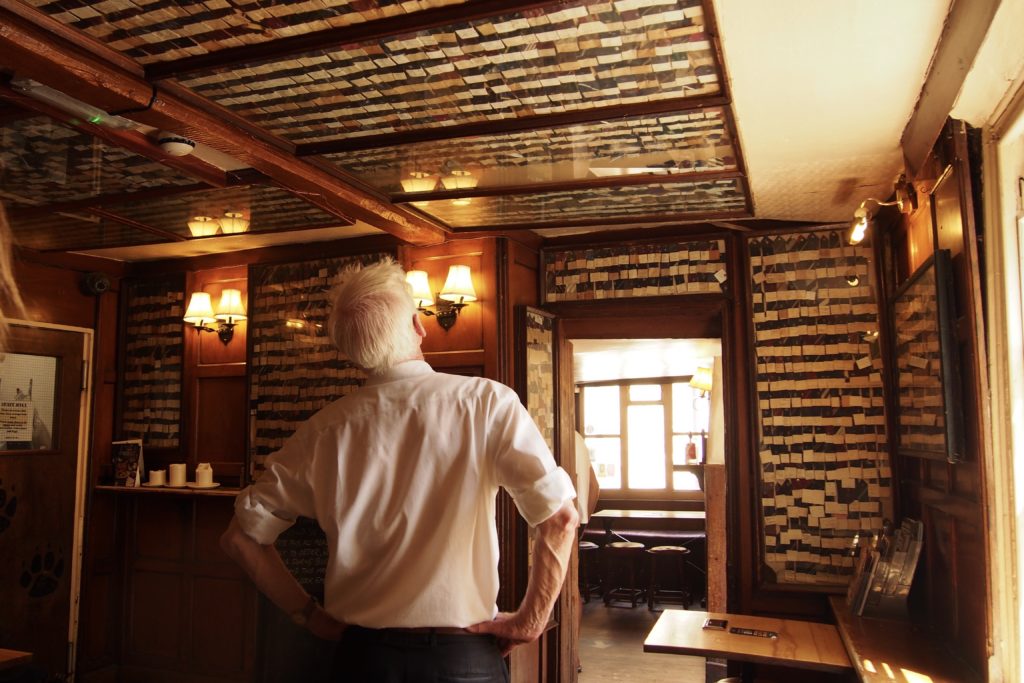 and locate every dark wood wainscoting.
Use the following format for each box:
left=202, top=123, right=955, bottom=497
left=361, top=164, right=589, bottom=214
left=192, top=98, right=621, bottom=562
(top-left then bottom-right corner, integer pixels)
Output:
left=115, top=492, right=256, bottom=683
